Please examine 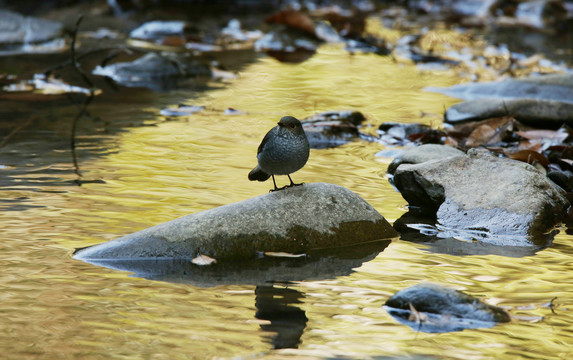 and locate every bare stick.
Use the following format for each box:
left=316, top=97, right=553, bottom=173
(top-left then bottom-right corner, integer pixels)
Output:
left=69, top=15, right=96, bottom=185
